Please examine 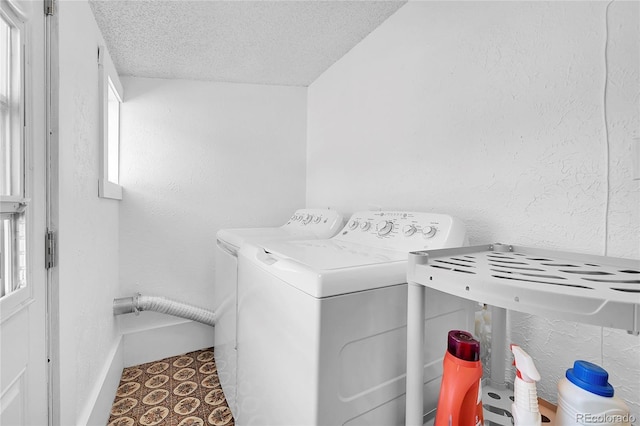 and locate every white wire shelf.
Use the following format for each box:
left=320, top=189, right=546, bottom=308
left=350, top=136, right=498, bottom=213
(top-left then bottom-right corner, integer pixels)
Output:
left=408, top=243, right=640, bottom=333
left=422, top=383, right=557, bottom=426
left=405, top=243, right=639, bottom=426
